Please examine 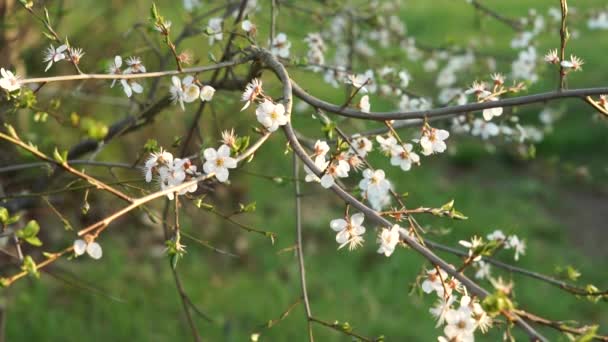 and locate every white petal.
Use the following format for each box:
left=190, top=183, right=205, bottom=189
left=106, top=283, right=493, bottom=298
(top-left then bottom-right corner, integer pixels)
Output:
left=350, top=213, right=365, bottom=227
left=86, top=242, right=103, bottom=259
left=215, top=167, right=229, bottom=182
left=73, top=239, right=87, bottom=256
left=330, top=219, right=347, bottom=232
